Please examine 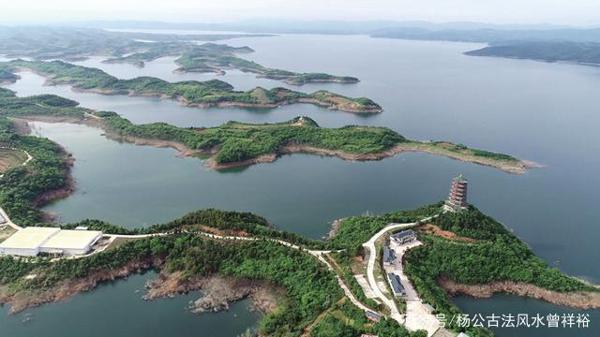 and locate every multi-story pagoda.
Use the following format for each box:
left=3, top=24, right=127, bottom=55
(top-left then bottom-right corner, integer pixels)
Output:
left=445, top=174, right=468, bottom=211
